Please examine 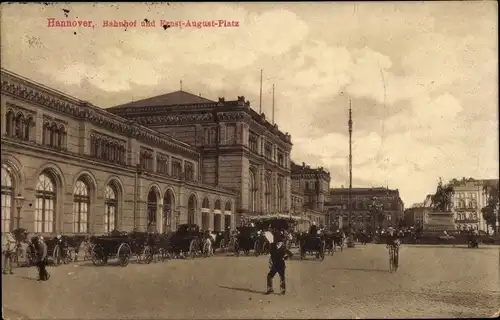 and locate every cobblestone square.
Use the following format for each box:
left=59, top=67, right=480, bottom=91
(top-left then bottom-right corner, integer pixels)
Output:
left=3, top=245, right=499, bottom=319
